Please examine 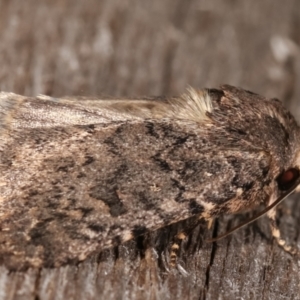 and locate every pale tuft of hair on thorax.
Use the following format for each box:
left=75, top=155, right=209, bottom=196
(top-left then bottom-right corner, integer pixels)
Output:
left=72, top=87, right=213, bottom=122
left=169, top=87, right=213, bottom=122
